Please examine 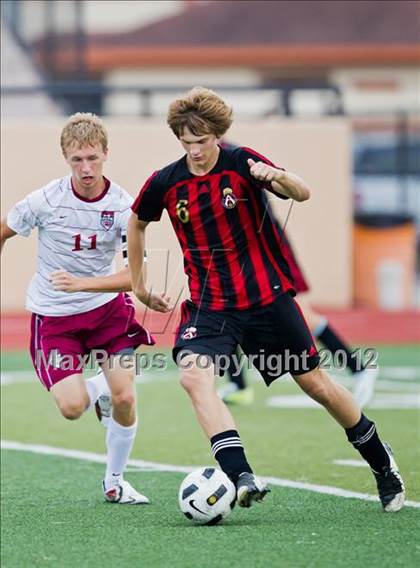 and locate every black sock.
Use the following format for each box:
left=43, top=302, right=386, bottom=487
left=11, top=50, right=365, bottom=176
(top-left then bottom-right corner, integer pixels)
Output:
left=210, top=430, right=252, bottom=484
left=345, top=414, right=390, bottom=472
left=317, top=324, right=364, bottom=375
left=227, top=357, right=246, bottom=390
